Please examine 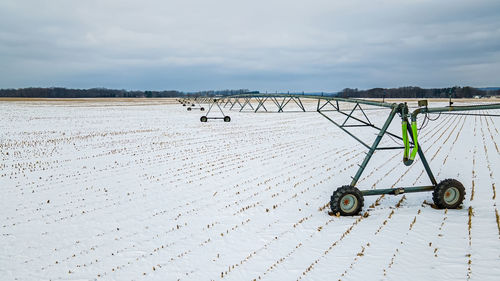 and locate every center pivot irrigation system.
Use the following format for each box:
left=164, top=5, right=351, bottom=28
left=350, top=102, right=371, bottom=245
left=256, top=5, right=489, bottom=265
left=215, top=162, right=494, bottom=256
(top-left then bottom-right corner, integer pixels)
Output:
left=181, top=94, right=500, bottom=216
